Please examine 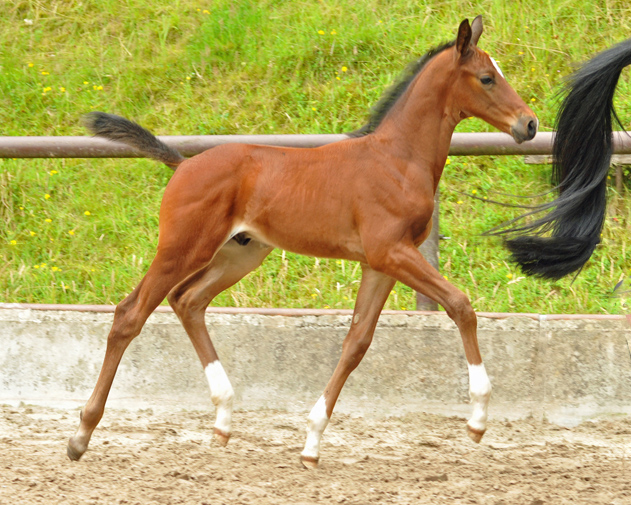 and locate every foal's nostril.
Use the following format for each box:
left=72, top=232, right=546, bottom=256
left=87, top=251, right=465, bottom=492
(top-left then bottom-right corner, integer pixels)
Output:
left=527, top=119, right=537, bottom=138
